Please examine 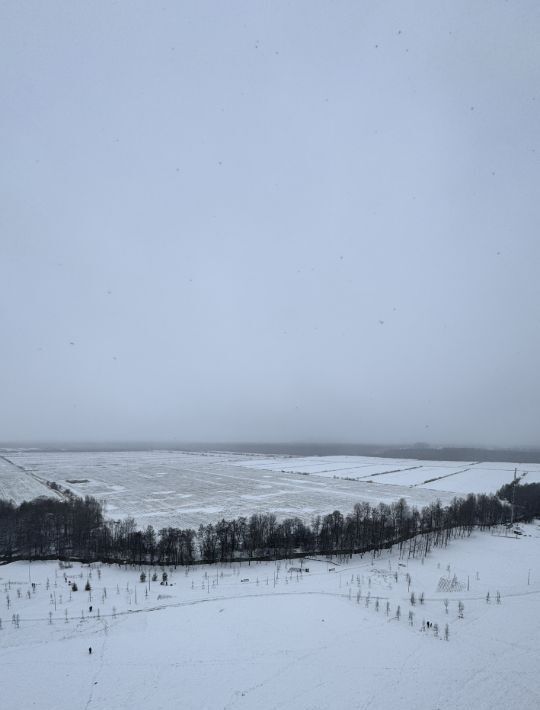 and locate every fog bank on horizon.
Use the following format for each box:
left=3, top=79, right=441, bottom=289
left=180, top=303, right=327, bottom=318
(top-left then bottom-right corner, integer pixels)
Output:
left=2, top=1, right=539, bottom=447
